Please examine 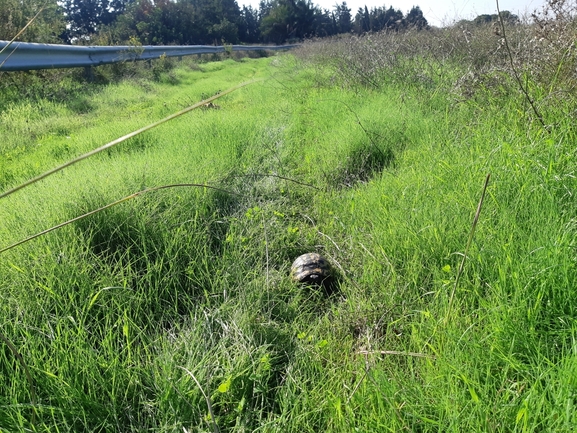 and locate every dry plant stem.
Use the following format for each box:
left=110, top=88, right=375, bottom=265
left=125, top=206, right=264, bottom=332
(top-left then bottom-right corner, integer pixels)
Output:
left=227, top=173, right=320, bottom=190
left=0, top=183, right=242, bottom=255
left=261, top=212, right=270, bottom=299
left=346, top=368, right=368, bottom=404
left=0, top=78, right=262, bottom=200
left=0, top=331, right=37, bottom=425
left=0, top=5, right=46, bottom=71
left=178, top=366, right=220, bottom=433
left=0, top=4, right=45, bottom=68
left=496, top=0, right=547, bottom=131
left=446, top=173, right=490, bottom=321
left=0, top=46, right=19, bottom=70
left=357, top=350, right=434, bottom=359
